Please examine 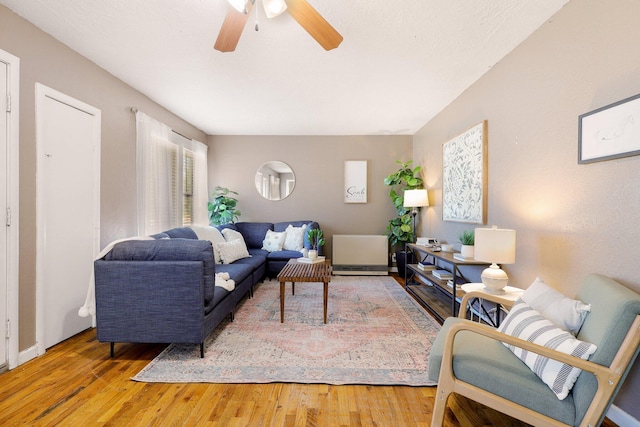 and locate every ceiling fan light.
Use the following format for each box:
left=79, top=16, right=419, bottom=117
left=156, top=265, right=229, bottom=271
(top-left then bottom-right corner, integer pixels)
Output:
left=227, top=0, right=248, bottom=13
left=263, top=0, right=287, bottom=18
